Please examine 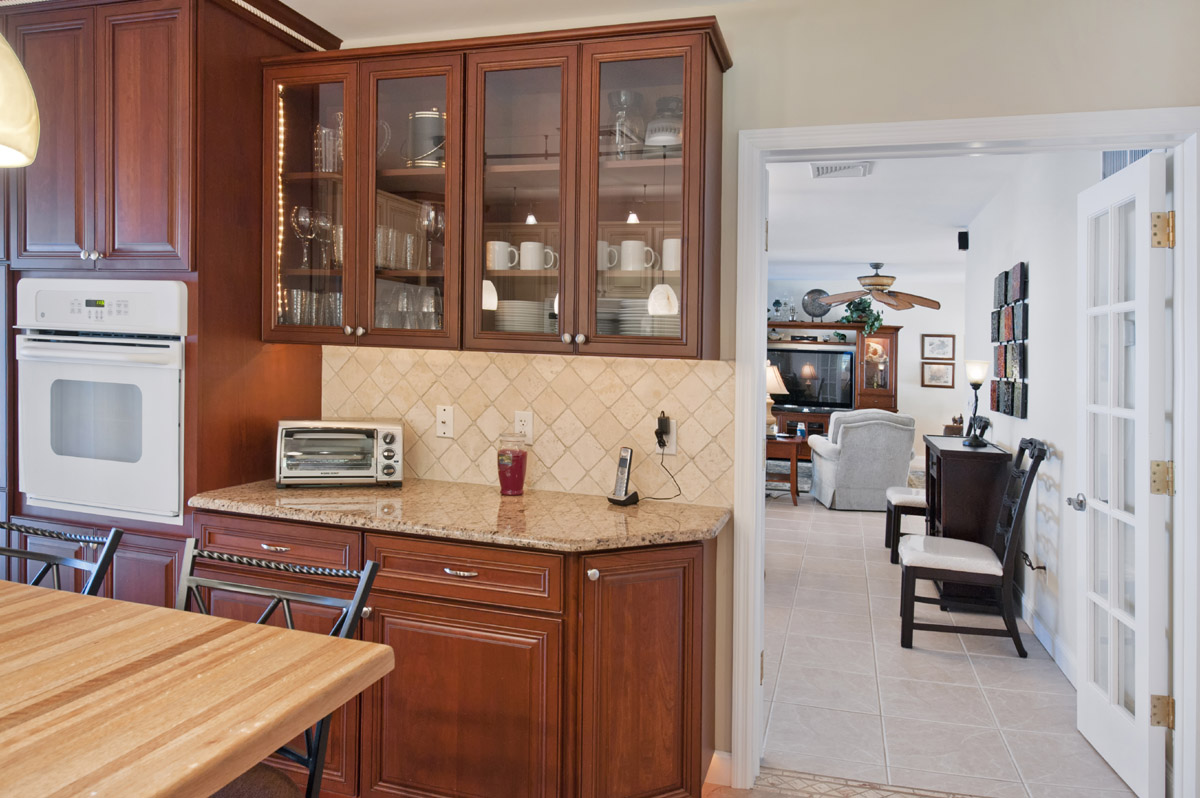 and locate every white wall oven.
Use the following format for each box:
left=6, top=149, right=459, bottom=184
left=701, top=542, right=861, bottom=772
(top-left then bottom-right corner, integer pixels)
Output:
left=16, top=279, right=187, bottom=524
